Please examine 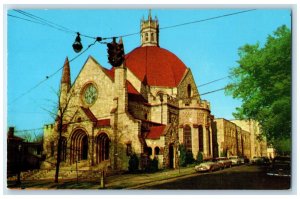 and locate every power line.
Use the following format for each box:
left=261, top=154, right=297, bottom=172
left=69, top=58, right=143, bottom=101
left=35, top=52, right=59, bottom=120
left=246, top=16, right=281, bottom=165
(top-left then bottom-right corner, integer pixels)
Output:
left=117, top=9, right=257, bottom=38
left=8, top=14, right=52, bottom=27
left=160, top=9, right=256, bottom=30
left=197, top=75, right=230, bottom=87
left=12, top=9, right=97, bottom=39
left=201, top=87, right=227, bottom=96
left=9, top=9, right=257, bottom=40
left=9, top=39, right=99, bottom=105
left=7, top=9, right=253, bottom=104
left=13, top=9, right=75, bottom=34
